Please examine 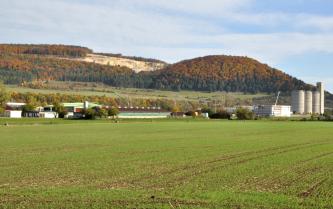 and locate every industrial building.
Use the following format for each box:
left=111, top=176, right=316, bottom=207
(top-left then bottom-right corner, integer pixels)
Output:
left=117, top=107, right=170, bottom=119
left=254, top=105, right=291, bottom=117
left=291, top=82, right=325, bottom=115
